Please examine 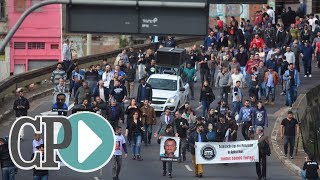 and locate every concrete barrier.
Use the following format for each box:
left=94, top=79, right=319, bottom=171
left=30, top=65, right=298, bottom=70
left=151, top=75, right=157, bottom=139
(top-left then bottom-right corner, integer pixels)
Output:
left=0, top=37, right=202, bottom=103
left=291, top=84, right=320, bottom=161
